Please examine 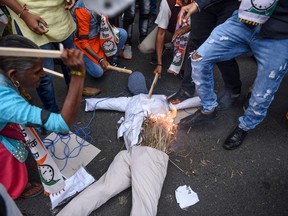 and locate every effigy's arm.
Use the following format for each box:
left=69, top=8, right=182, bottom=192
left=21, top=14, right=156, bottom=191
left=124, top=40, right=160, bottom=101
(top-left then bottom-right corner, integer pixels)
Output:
left=85, top=97, right=132, bottom=112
